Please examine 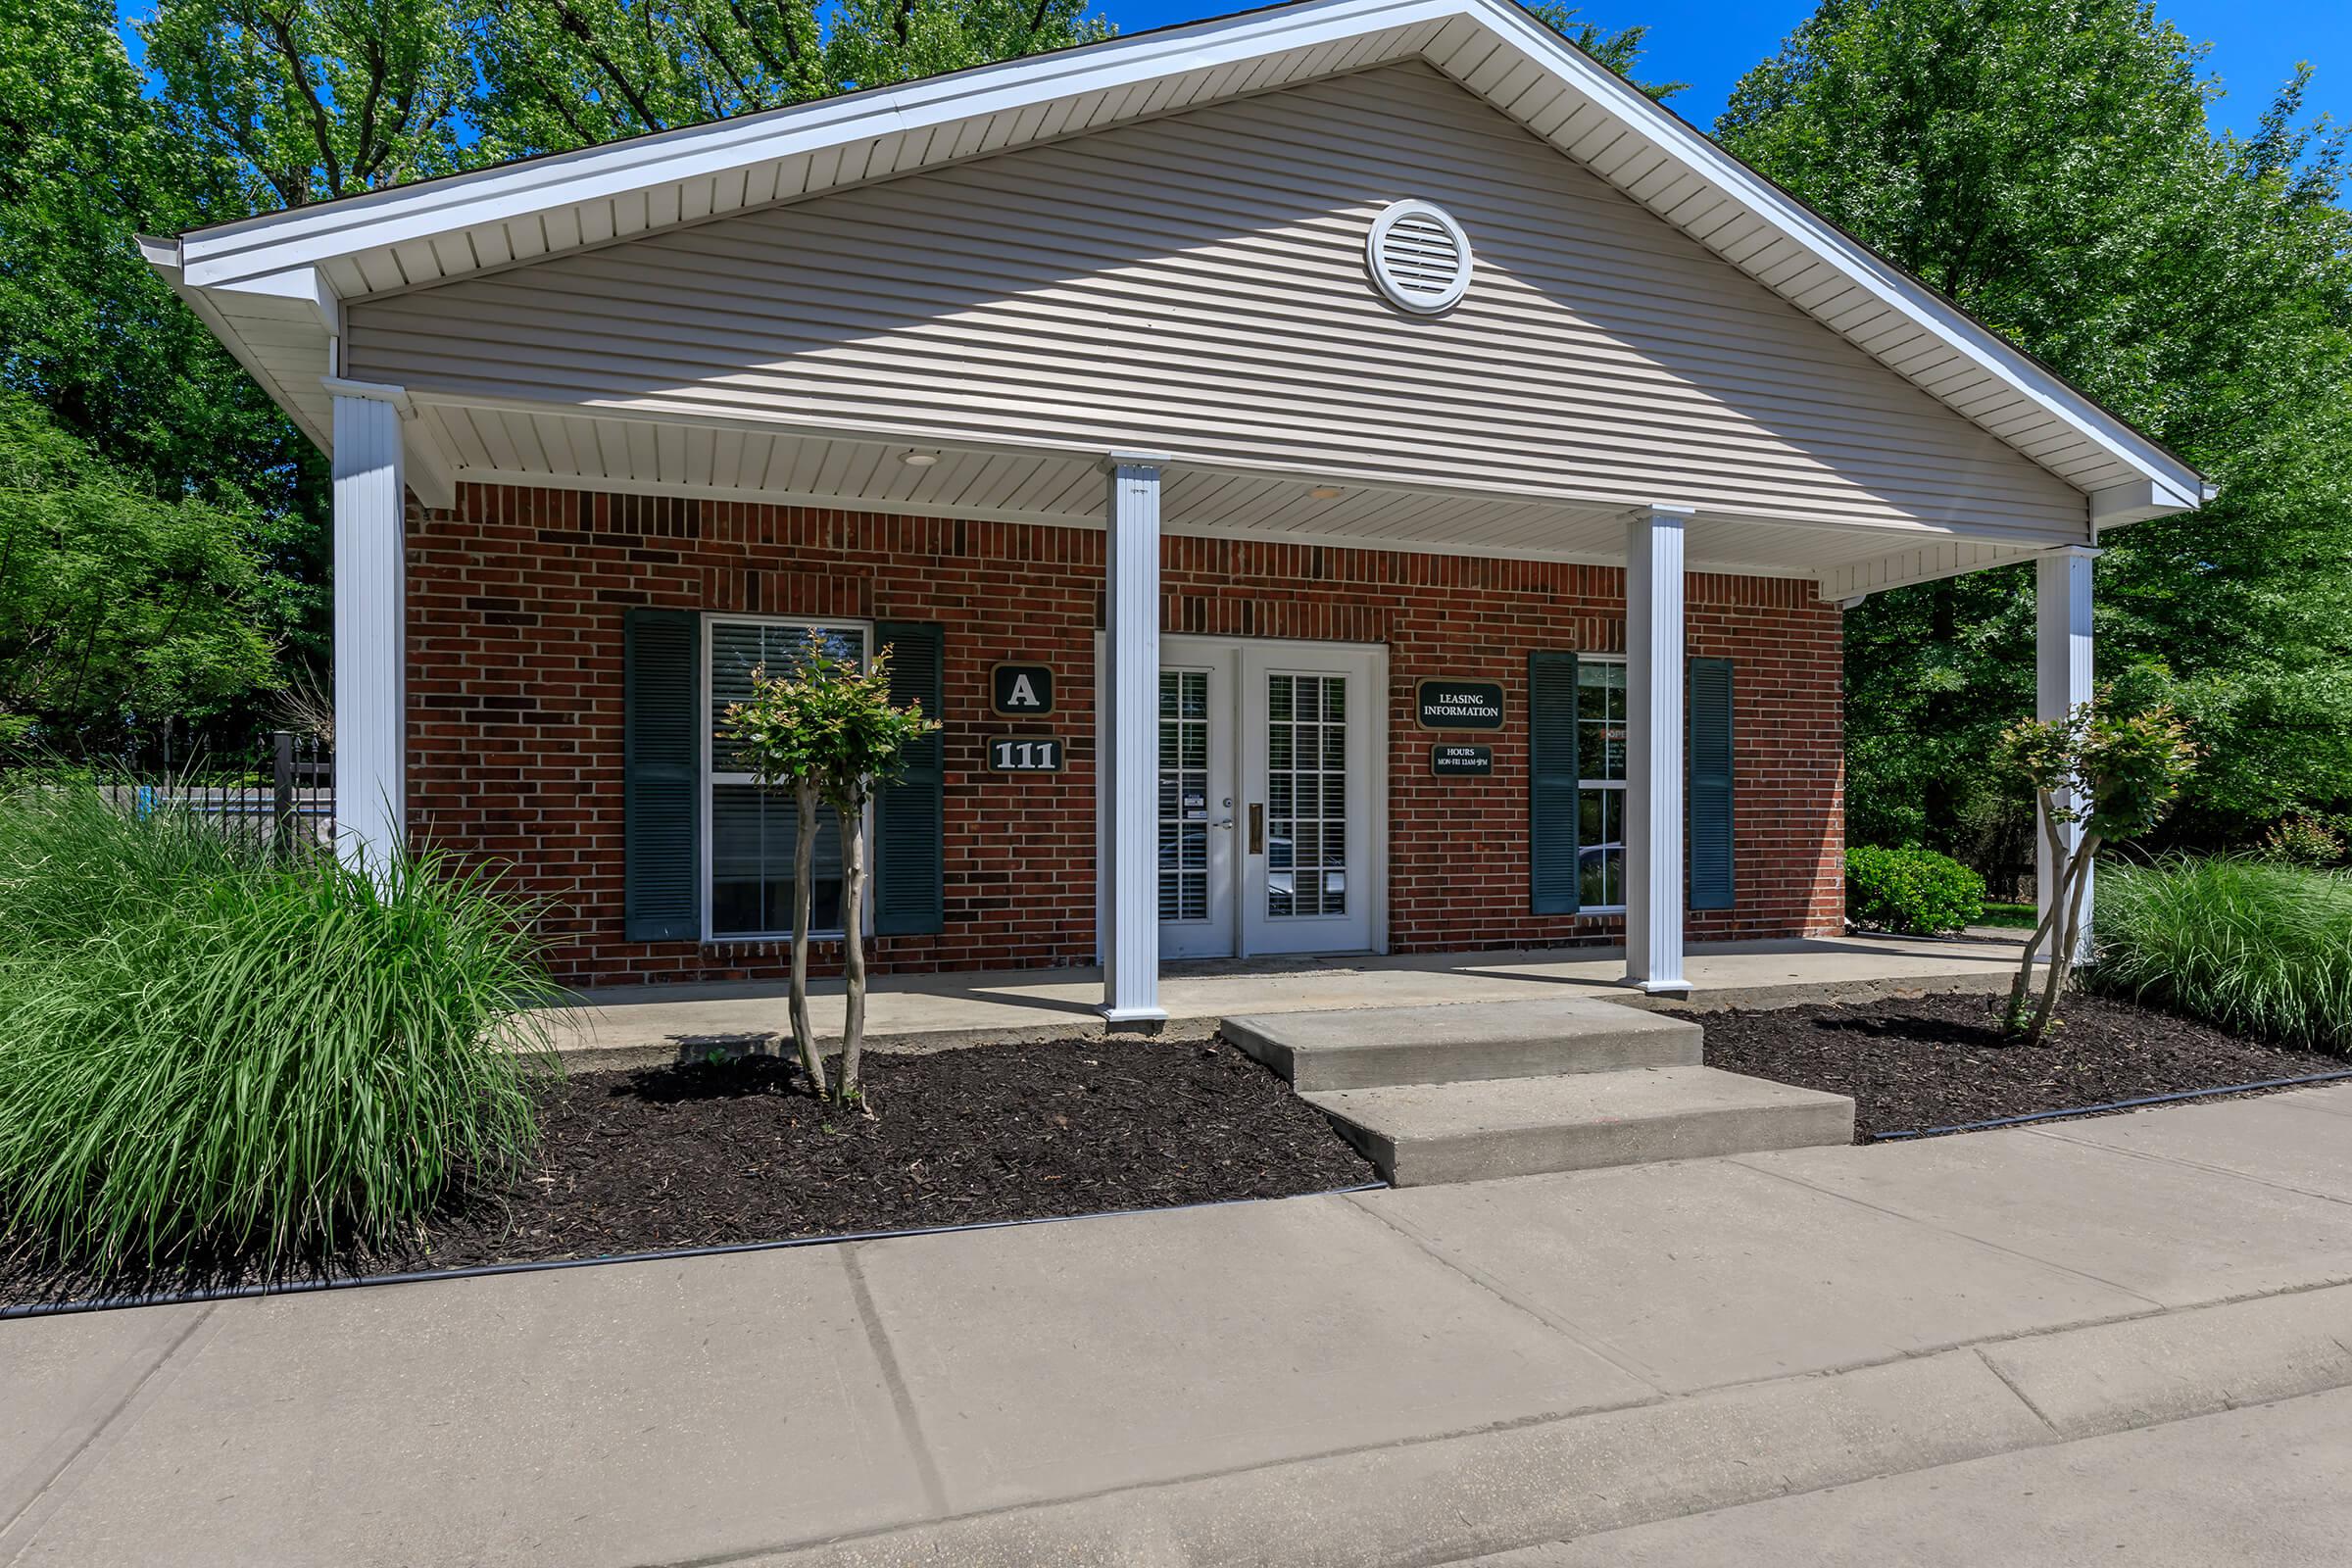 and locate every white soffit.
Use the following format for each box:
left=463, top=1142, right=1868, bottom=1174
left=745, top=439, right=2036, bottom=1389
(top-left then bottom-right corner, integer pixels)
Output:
left=415, top=402, right=2047, bottom=584
left=151, top=0, right=2208, bottom=517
